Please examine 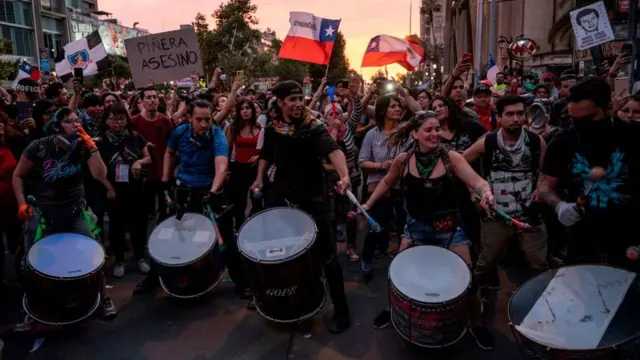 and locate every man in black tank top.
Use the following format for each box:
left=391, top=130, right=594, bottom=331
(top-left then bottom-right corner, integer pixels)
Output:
left=463, top=95, right=549, bottom=291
